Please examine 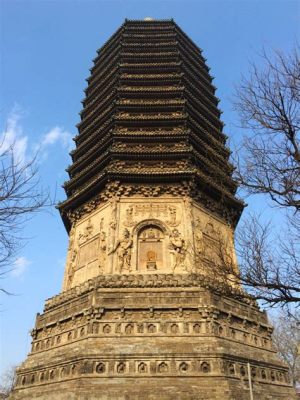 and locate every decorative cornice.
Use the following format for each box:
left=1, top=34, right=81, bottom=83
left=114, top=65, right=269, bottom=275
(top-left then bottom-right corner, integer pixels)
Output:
left=43, top=272, right=254, bottom=312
